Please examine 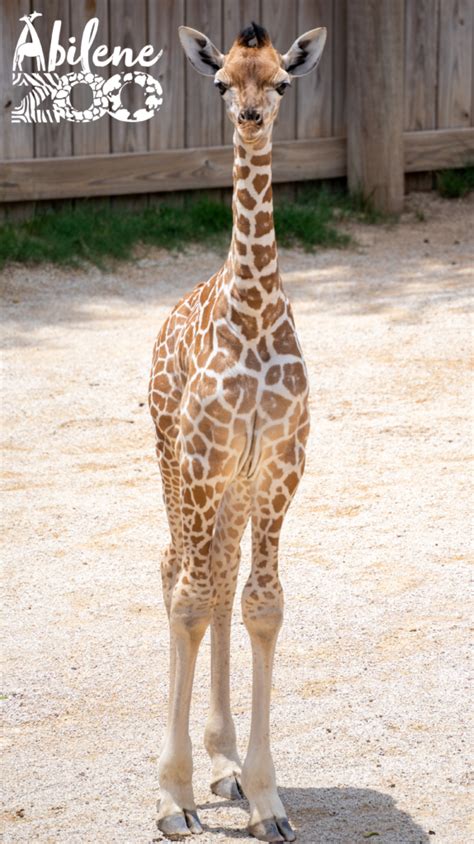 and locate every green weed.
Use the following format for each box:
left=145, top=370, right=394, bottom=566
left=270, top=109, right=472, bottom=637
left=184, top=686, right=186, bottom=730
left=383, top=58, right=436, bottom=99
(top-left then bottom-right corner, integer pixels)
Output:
left=0, top=185, right=388, bottom=269
left=436, top=166, right=474, bottom=199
